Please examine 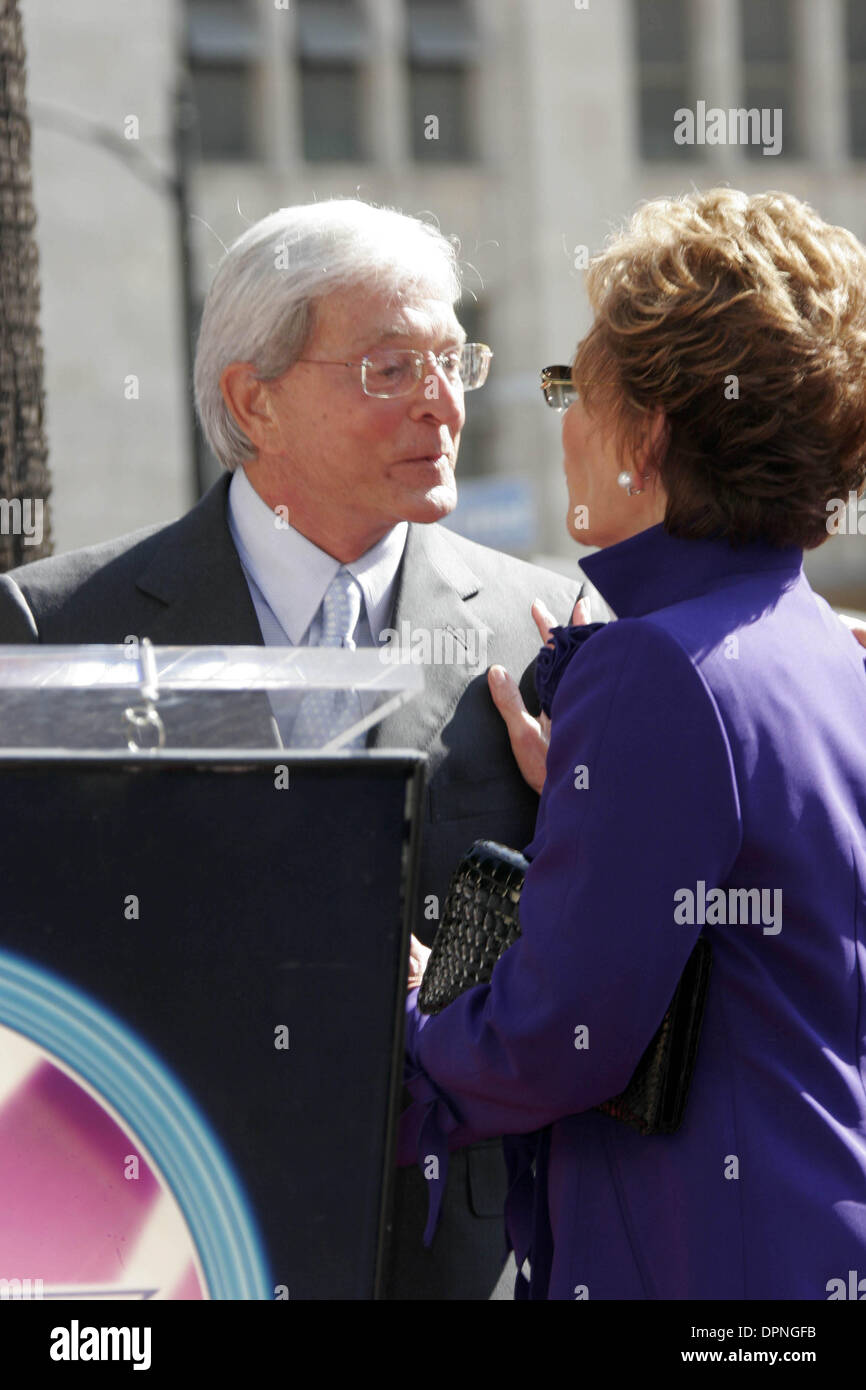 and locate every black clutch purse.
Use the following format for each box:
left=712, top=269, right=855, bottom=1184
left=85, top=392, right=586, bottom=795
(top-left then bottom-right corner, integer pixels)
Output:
left=417, top=840, right=712, bottom=1135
